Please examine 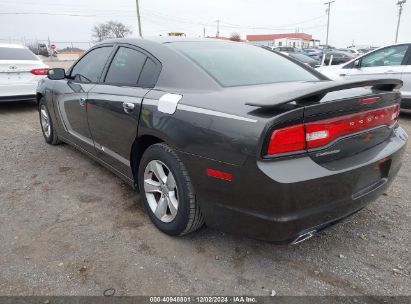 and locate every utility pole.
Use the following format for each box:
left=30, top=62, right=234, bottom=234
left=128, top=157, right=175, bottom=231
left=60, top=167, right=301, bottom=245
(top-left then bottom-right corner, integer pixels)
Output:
left=395, top=0, right=407, bottom=43
left=136, top=0, right=143, bottom=37
left=324, top=1, right=335, bottom=47
left=203, top=27, right=206, bottom=38
left=216, top=19, right=220, bottom=37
